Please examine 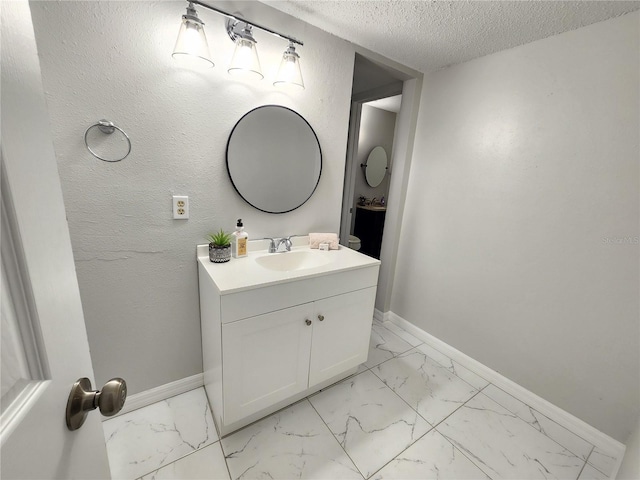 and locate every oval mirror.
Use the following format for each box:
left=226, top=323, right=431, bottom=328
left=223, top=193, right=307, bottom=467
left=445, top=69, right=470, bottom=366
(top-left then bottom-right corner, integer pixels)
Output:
left=226, top=105, right=322, bottom=214
left=364, top=146, right=388, bottom=187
